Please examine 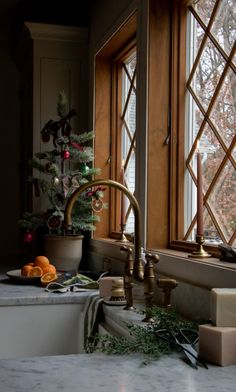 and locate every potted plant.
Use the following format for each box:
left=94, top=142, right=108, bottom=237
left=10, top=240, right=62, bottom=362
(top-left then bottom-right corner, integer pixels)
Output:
left=19, top=92, right=105, bottom=271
